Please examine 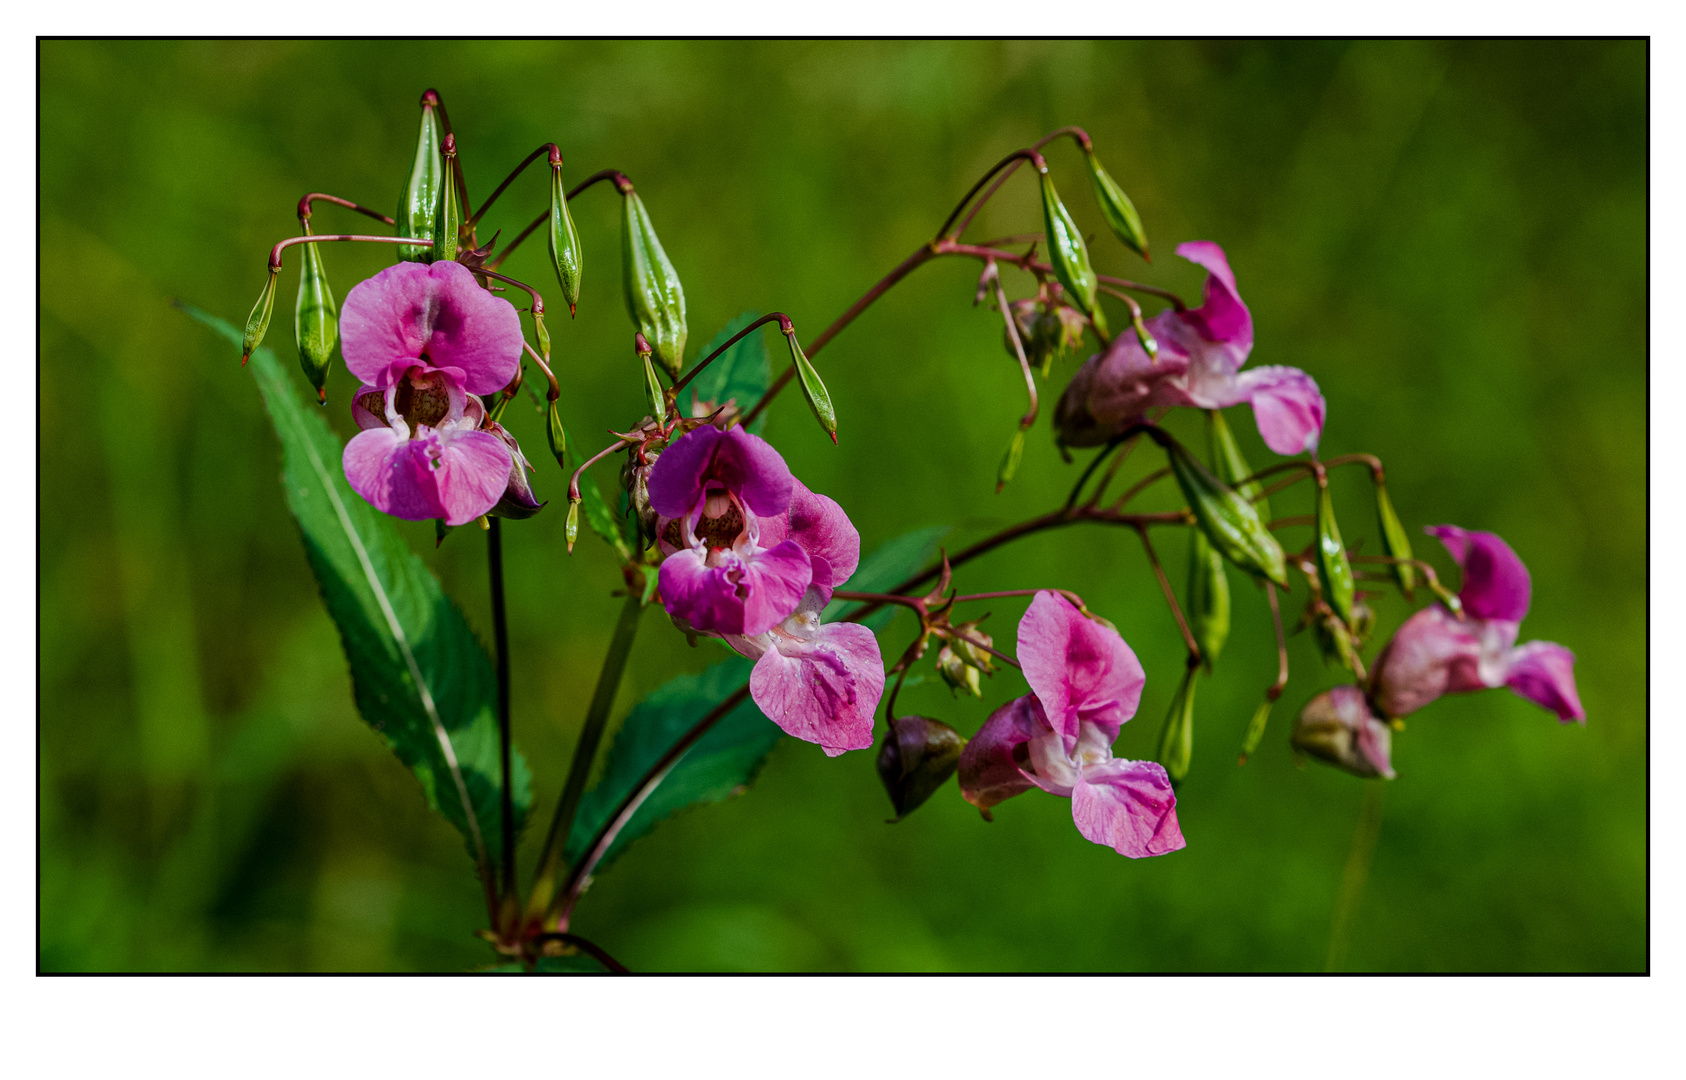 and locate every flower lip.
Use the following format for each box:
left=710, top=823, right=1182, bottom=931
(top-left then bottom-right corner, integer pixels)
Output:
left=1426, top=524, right=1532, bottom=623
